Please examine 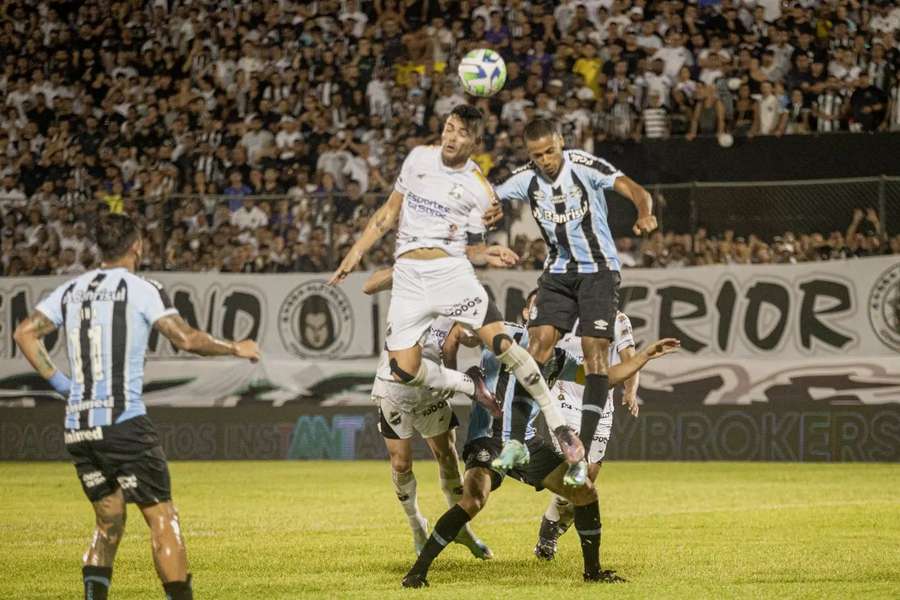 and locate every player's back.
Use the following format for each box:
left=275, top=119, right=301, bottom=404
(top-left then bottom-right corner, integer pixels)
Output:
left=495, top=149, right=623, bottom=273
left=393, top=145, right=493, bottom=259
left=37, top=268, right=178, bottom=430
